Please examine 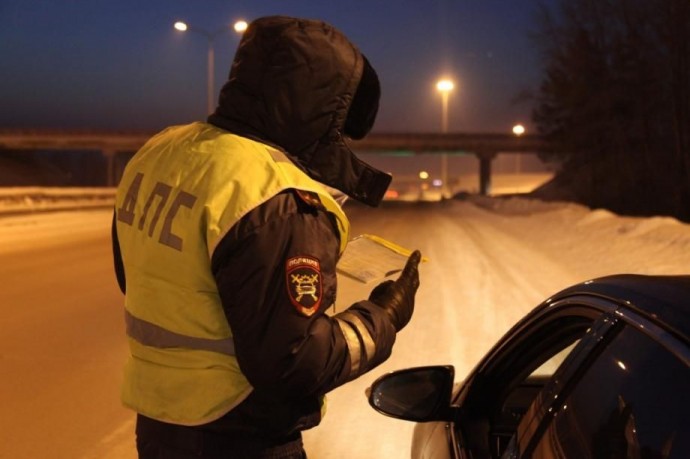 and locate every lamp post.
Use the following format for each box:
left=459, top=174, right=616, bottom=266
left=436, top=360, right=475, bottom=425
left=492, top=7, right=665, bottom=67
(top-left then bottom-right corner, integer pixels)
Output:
left=436, top=79, right=454, bottom=133
left=174, top=20, right=247, bottom=114
left=512, top=124, right=525, bottom=173
left=436, top=78, right=454, bottom=198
